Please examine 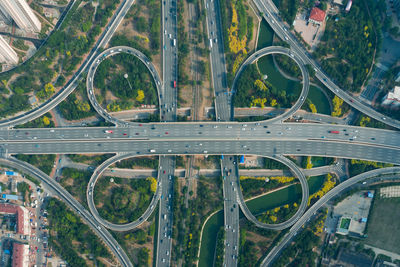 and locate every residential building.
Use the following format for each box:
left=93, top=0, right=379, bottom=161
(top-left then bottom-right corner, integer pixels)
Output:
left=0, top=35, right=18, bottom=64
left=12, top=243, right=29, bottom=267
left=0, top=204, right=31, bottom=235
left=382, top=86, right=400, bottom=107
left=0, top=0, right=41, bottom=32
left=308, top=7, right=326, bottom=25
